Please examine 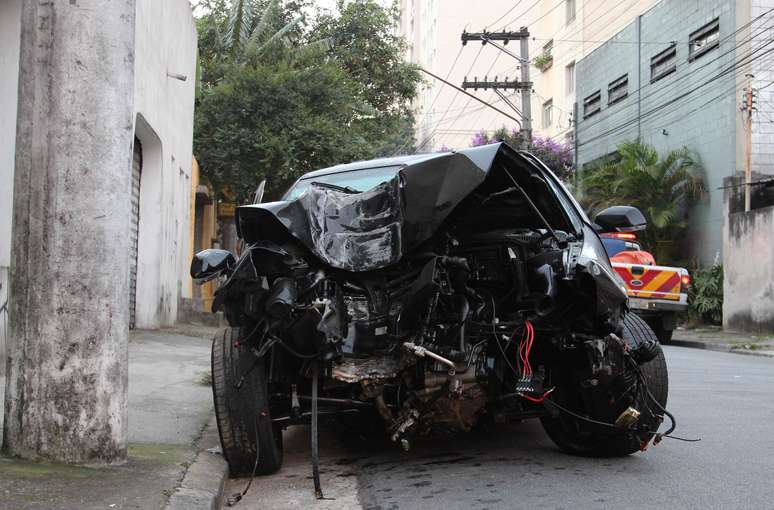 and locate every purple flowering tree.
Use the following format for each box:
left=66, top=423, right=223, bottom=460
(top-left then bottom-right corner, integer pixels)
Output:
left=470, top=127, right=574, bottom=181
